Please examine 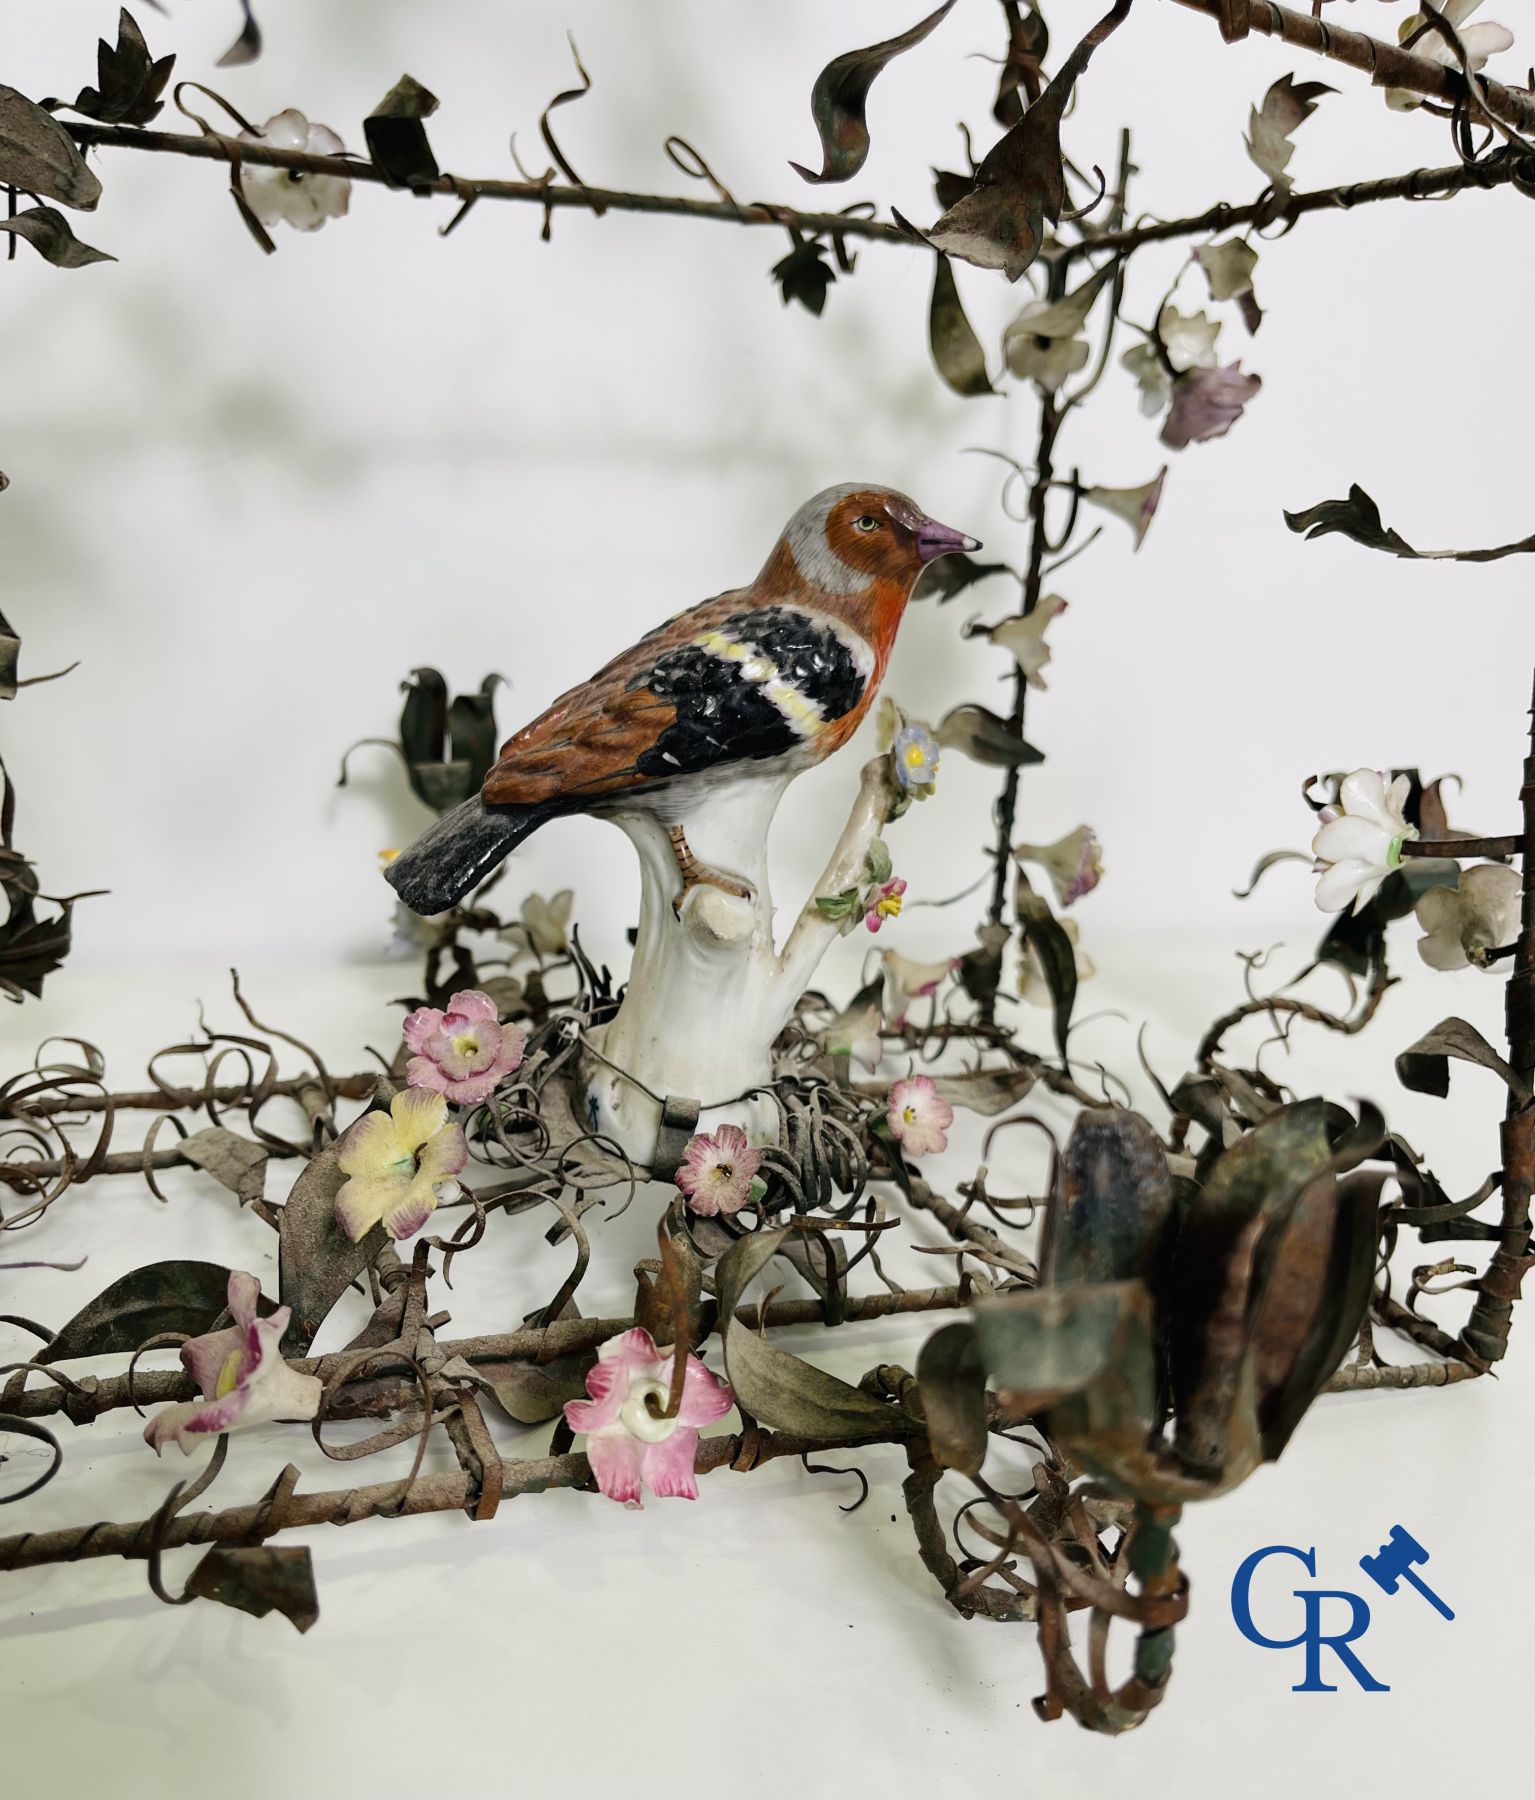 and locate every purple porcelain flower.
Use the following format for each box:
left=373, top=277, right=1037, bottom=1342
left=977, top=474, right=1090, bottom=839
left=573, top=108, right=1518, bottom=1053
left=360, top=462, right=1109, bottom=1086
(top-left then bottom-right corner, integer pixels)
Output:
left=1161, top=362, right=1262, bottom=449
left=564, top=1328, right=734, bottom=1506
left=144, top=1272, right=322, bottom=1455
left=865, top=876, right=907, bottom=933
left=675, top=1124, right=764, bottom=1217
left=403, top=989, right=526, bottom=1105
left=887, top=1074, right=954, bottom=1158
